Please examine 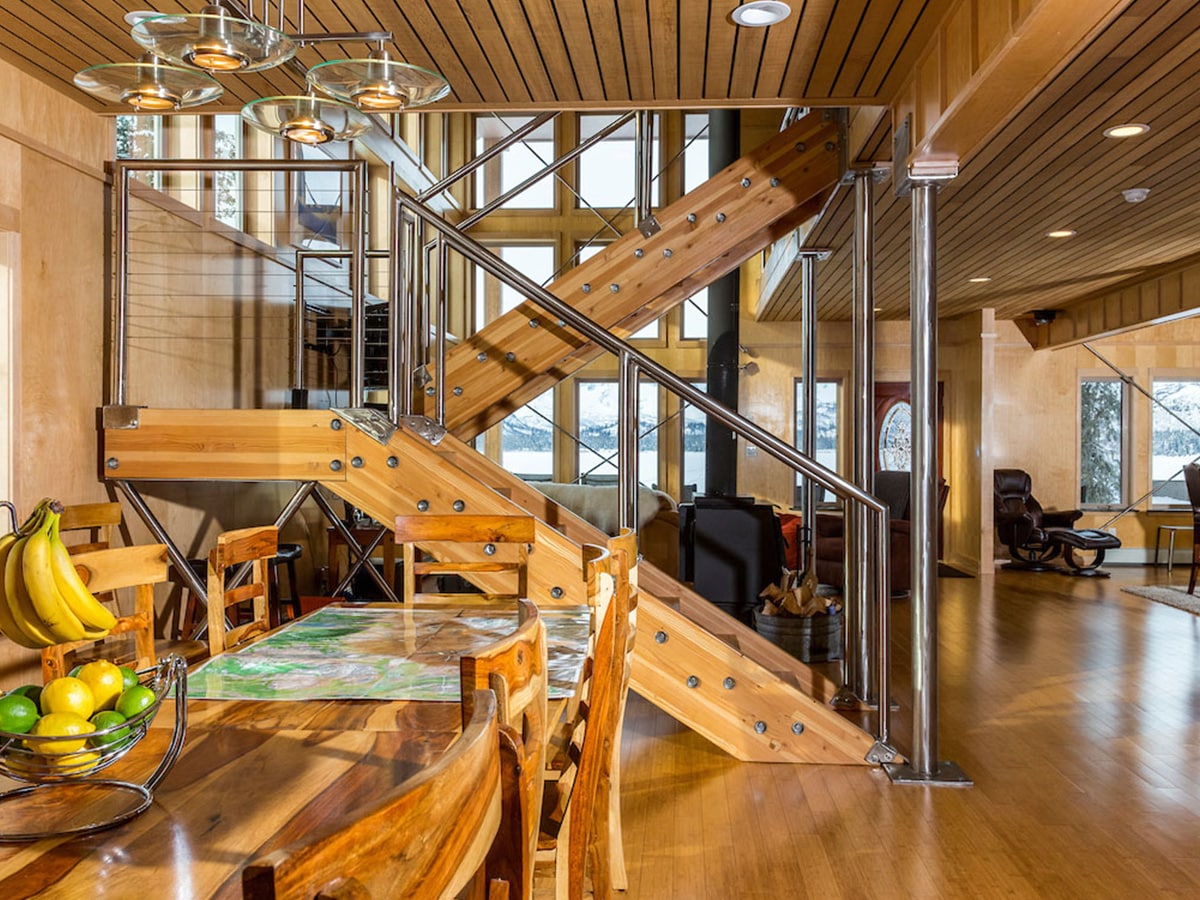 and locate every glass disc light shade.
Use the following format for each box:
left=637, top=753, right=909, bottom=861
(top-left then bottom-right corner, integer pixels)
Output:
left=307, top=54, right=450, bottom=111
left=73, top=58, right=223, bottom=111
left=130, top=8, right=296, bottom=73
left=242, top=95, right=371, bottom=145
